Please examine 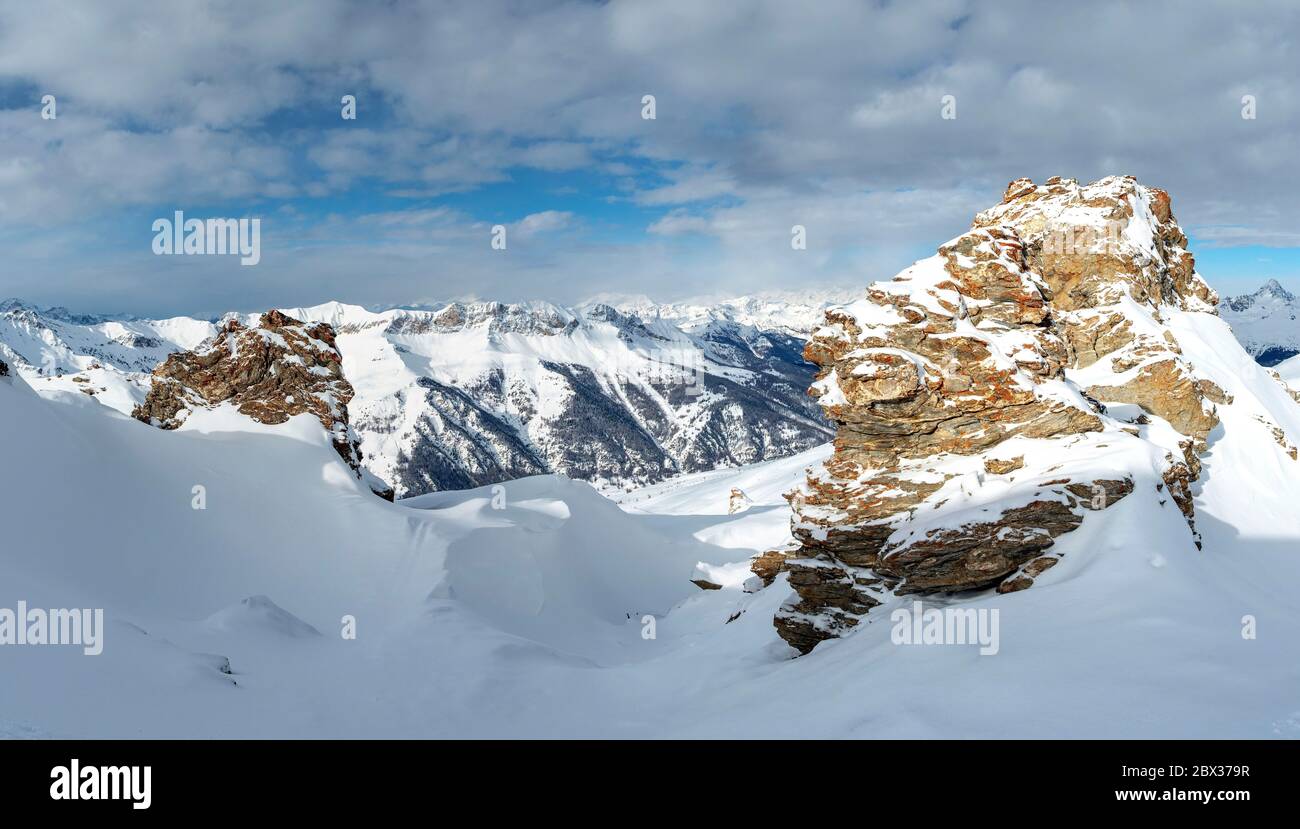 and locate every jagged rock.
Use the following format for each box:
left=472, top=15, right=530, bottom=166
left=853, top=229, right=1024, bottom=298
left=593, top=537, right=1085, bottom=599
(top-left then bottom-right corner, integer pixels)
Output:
left=996, top=576, right=1034, bottom=594
left=777, top=176, right=1218, bottom=654
left=1087, top=359, right=1220, bottom=441
left=0, top=358, right=8, bottom=378
left=750, top=549, right=793, bottom=586
left=728, top=487, right=752, bottom=514
left=1023, top=556, right=1060, bottom=577
left=984, top=456, right=1024, bottom=475
left=690, top=563, right=723, bottom=590
left=1269, top=369, right=1300, bottom=405
left=1253, top=415, right=1297, bottom=460
left=132, top=310, right=394, bottom=500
